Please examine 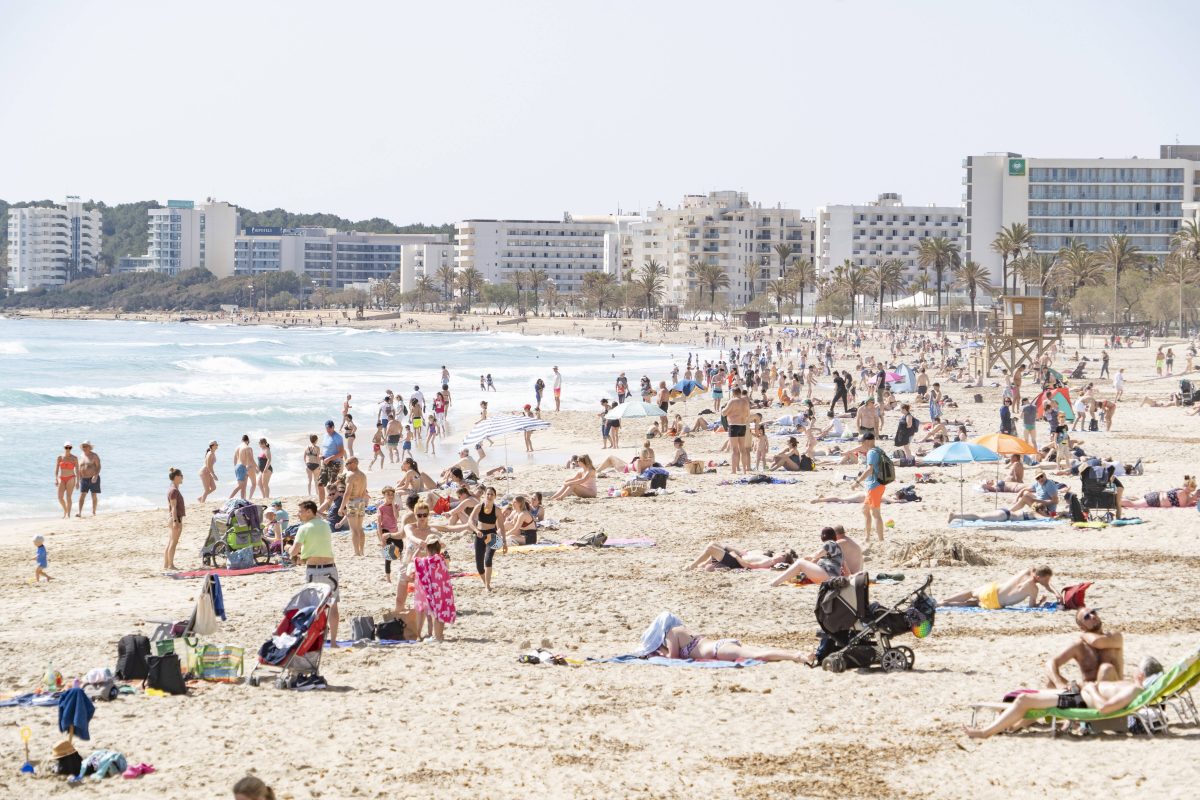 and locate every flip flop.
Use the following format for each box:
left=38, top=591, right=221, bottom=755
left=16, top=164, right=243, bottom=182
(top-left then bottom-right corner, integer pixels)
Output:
left=123, top=763, right=155, bottom=779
